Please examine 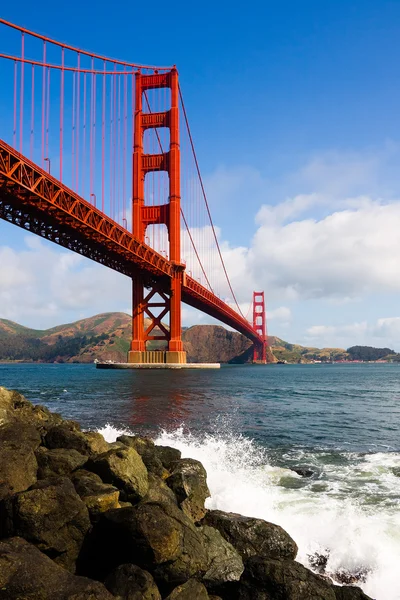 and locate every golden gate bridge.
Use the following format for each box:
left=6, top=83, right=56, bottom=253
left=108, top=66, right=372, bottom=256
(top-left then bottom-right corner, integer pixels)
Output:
left=0, top=19, right=267, bottom=365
